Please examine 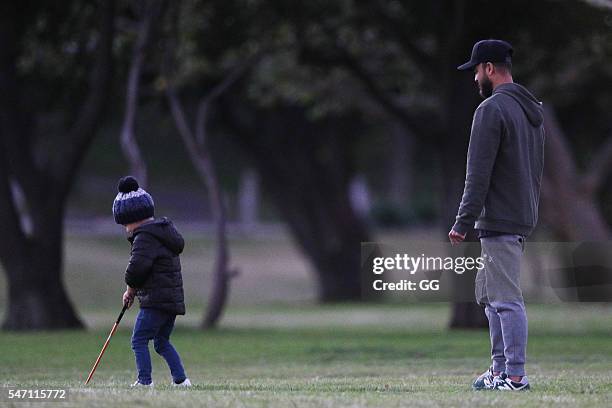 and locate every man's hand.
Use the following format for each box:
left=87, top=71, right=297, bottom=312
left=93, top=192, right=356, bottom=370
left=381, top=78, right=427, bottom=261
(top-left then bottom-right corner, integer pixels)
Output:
left=448, top=229, right=466, bottom=246
left=123, top=286, right=136, bottom=308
